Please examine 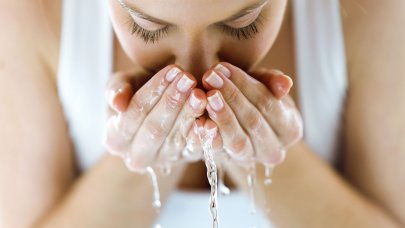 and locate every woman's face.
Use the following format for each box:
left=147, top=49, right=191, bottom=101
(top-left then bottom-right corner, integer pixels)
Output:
left=108, top=0, right=287, bottom=78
